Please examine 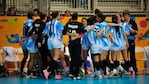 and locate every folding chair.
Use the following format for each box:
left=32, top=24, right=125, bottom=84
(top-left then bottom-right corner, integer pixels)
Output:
left=143, top=46, right=149, bottom=74
left=3, top=46, right=20, bottom=77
